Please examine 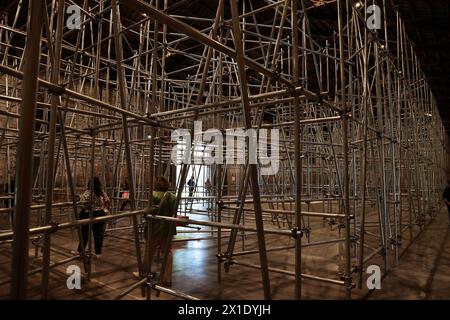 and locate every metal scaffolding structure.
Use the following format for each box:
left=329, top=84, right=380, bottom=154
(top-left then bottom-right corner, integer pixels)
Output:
left=0, top=0, right=449, bottom=300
